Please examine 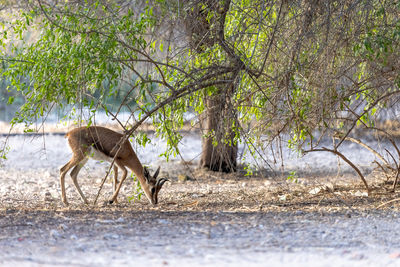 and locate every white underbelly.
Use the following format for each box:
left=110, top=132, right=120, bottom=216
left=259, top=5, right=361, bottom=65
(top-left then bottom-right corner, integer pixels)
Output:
left=89, top=147, right=113, bottom=162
